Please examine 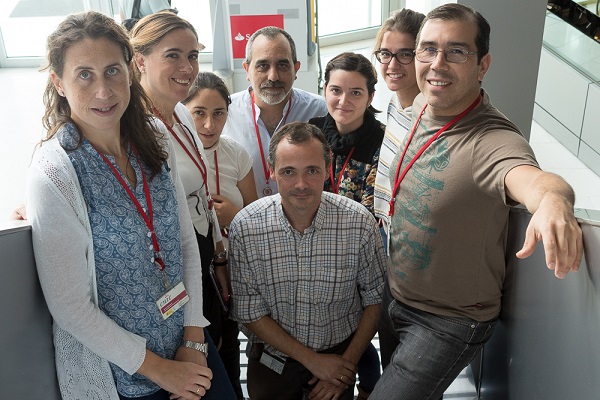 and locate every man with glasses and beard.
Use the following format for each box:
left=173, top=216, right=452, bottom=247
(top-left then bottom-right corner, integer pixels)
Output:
left=222, top=26, right=327, bottom=198
left=371, top=4, right=582, bottom=400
